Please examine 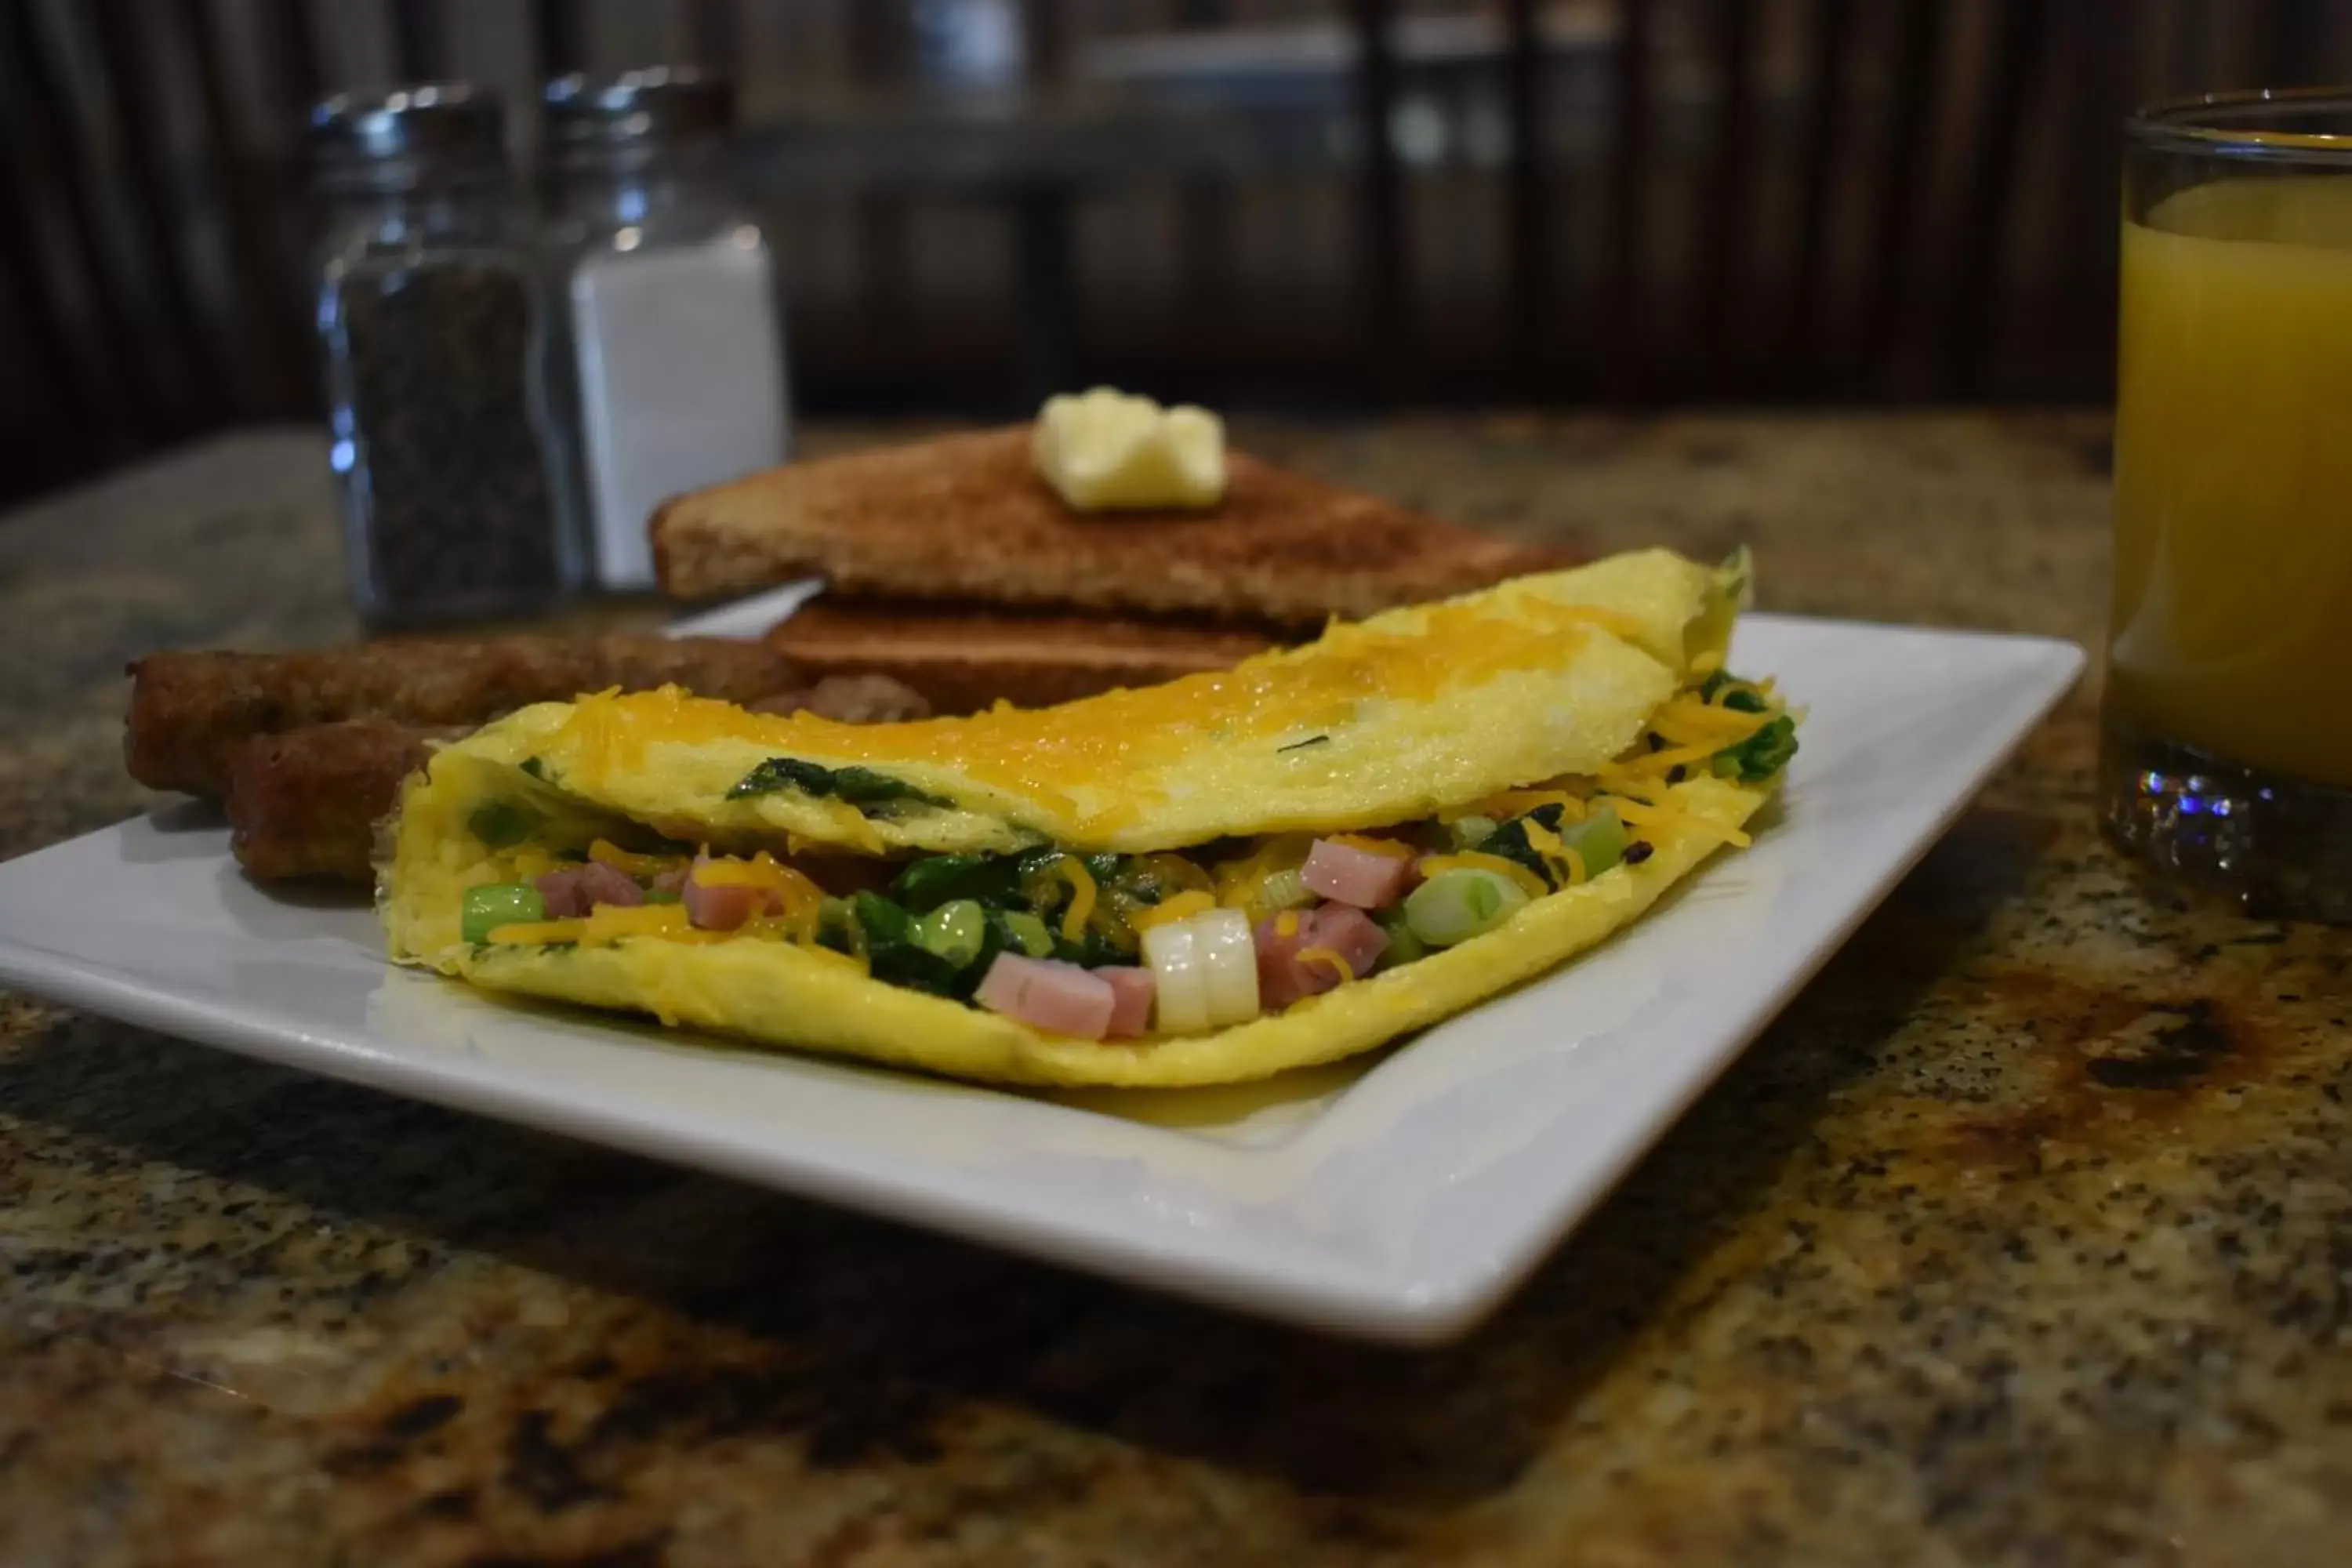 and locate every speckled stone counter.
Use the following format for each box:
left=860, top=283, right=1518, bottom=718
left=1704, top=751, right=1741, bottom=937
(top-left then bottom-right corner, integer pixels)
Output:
left=4, top=416, right=2348, bottom=1566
